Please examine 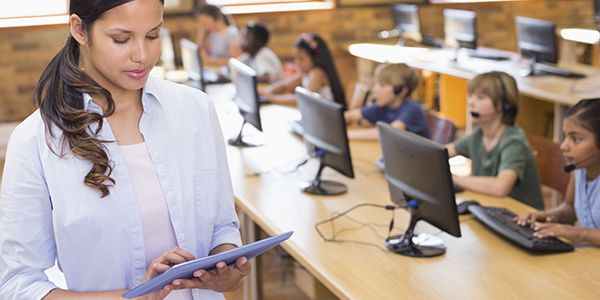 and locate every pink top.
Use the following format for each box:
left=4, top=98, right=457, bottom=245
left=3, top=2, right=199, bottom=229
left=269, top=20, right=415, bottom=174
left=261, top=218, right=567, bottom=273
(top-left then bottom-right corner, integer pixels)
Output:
left=120, top=142, right=193, bottom=299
